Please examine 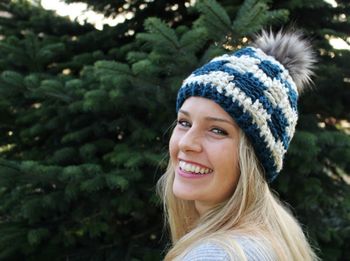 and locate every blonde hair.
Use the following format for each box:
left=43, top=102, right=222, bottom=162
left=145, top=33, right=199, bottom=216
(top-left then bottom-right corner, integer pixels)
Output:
left=157, top=129, right=318, bottom=260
